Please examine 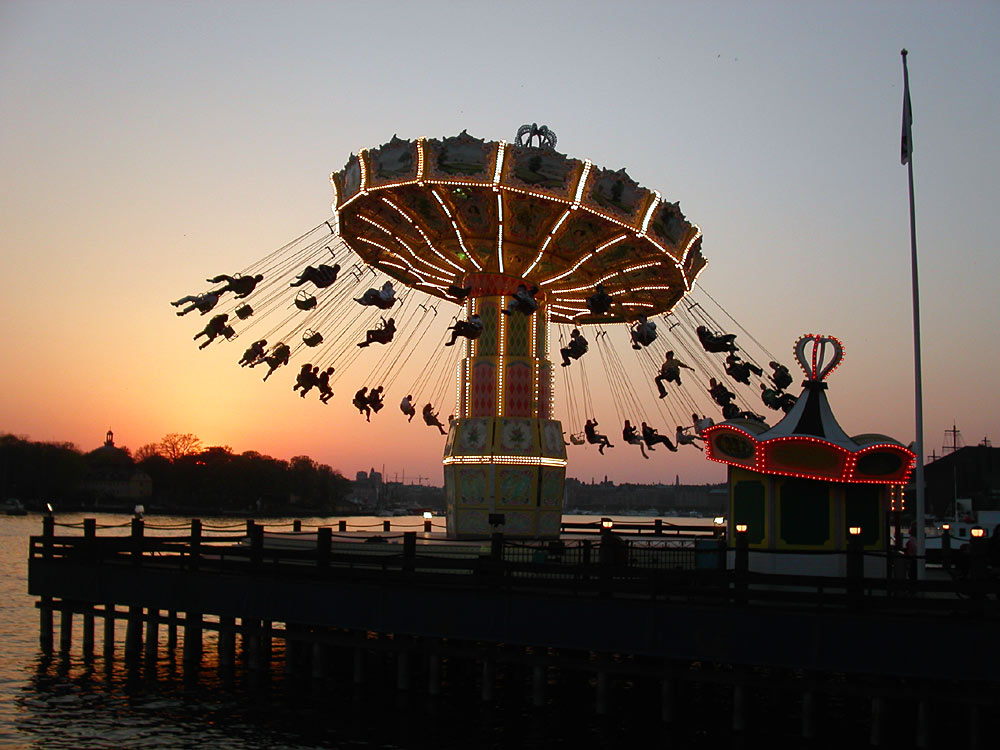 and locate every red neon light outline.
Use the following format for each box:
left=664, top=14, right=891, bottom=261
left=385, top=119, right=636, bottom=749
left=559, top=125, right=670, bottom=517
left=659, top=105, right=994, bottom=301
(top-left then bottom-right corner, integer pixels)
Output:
left=703, top=424, right=916, bottom=485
